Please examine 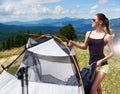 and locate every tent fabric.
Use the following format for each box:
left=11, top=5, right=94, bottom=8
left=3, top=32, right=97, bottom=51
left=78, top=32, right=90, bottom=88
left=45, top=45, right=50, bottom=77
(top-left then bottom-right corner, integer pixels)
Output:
left=0, top=35, right=85, bottom=94
left=0, top=71, right=84, bottom=94
left=28, top=38, right=69, bottom=56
